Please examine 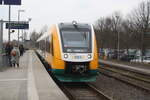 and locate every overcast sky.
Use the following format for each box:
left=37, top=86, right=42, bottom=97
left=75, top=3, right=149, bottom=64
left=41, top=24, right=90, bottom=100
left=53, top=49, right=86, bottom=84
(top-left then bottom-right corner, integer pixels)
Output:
left=0, top=0, right=144, bottom=41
